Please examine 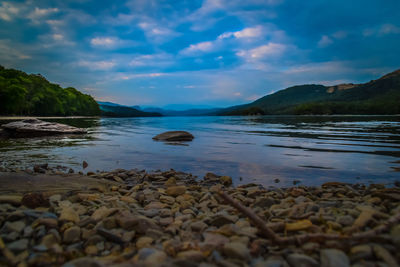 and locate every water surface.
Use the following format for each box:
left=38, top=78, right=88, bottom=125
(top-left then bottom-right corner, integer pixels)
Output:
left=1, top=115, right=399, bottom=187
